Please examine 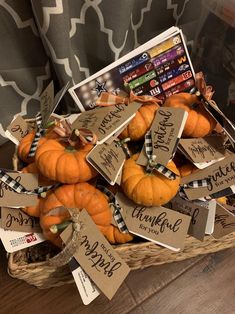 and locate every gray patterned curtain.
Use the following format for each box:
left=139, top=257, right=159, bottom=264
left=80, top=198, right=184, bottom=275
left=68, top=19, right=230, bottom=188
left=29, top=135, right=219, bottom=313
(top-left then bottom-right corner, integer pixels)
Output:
left=0, top=0, right=203, bottom=145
